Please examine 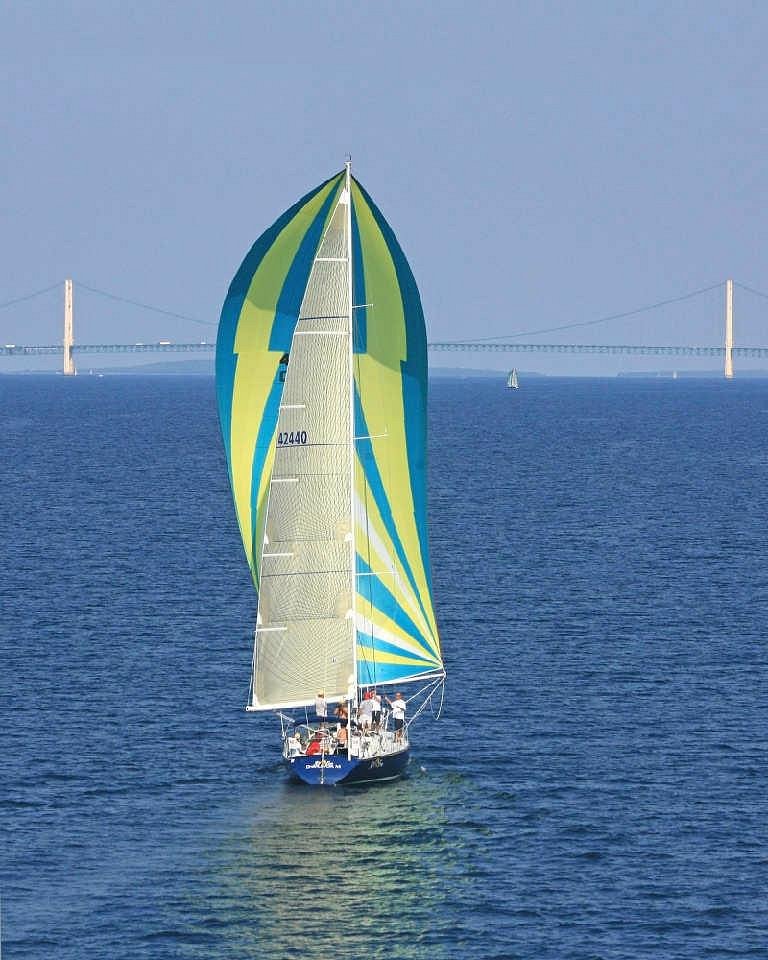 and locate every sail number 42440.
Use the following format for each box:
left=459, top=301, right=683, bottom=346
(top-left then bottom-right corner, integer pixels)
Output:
left=277, top=431, right=308, bottom=446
